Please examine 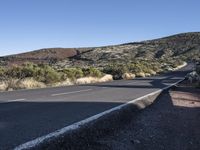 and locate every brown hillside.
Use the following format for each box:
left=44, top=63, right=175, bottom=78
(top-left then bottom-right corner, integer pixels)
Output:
left=0, top=32, right=200, bottom=67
